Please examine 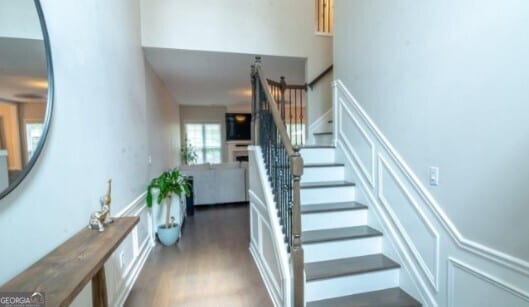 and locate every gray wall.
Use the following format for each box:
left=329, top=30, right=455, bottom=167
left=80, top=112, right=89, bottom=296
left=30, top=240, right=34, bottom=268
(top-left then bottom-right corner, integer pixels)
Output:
left=334, top=0, right=529, bottom=262
left=0, top=0, right=179, bottom=293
